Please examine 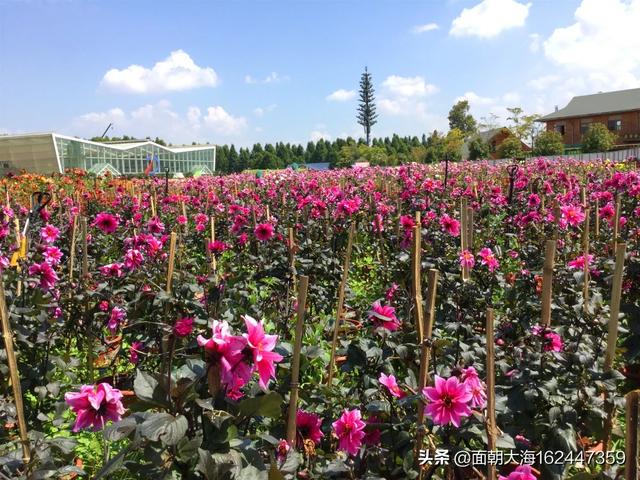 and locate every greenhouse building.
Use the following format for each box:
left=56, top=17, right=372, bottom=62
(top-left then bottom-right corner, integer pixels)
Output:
left=0, top=133, right=216, bottom=176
